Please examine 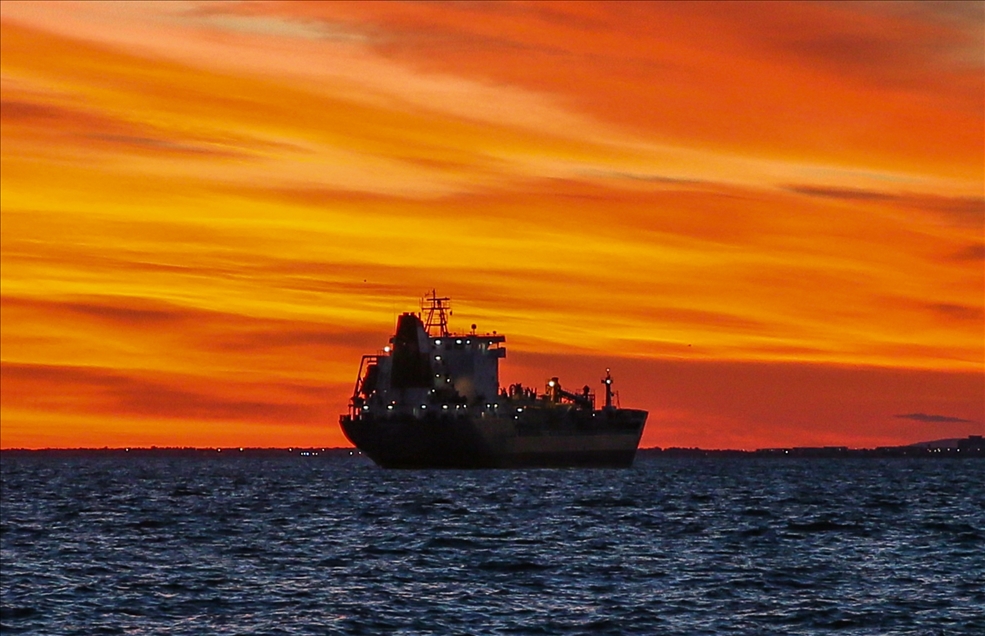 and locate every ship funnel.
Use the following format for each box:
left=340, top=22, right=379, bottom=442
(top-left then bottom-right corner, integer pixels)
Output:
left=391, top=313, right=432, bottom=388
